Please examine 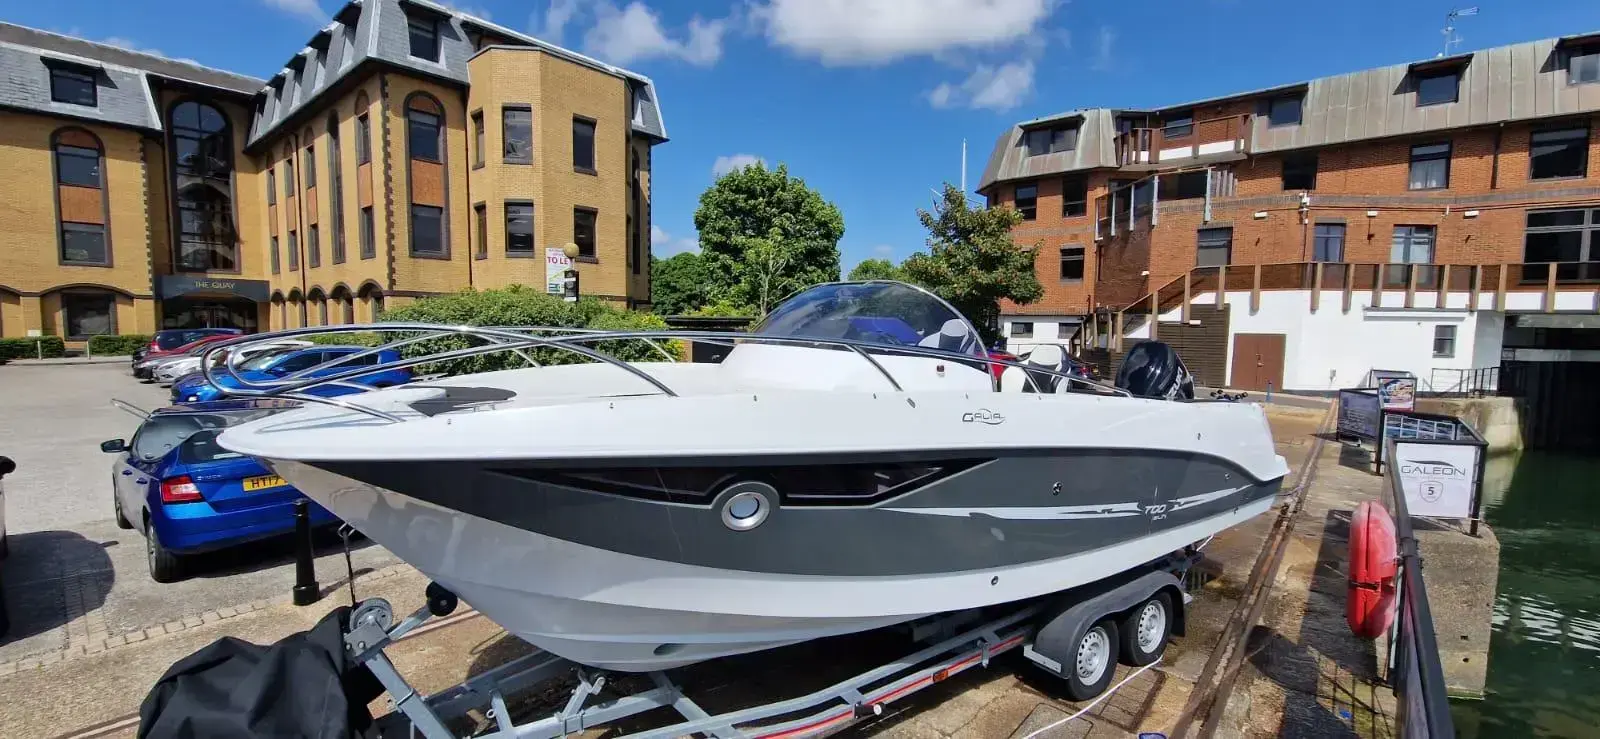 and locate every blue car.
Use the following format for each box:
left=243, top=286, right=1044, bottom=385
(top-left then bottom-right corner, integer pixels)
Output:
left=102, top=400, right=337, bottom=582
left=171, top=345, right=410, bottom=403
